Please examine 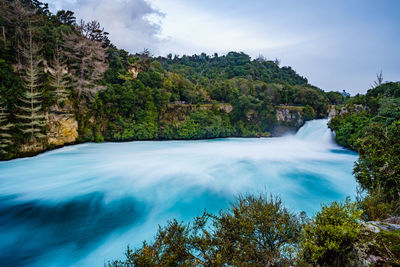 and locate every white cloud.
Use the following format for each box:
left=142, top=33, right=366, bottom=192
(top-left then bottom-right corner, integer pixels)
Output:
left=49, top=0, right=164, bottom=54
left=148, top=0, right=308, bottom=57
